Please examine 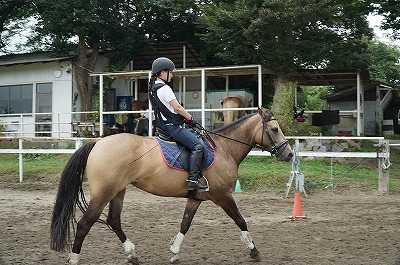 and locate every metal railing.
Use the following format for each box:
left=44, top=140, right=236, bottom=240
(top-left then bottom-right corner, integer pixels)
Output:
left=0, top=135, right=392, bottom=193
